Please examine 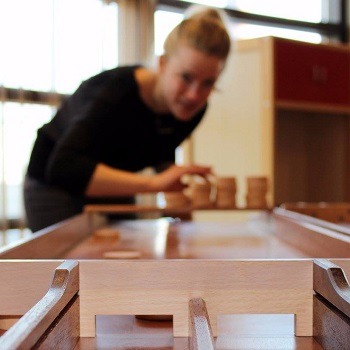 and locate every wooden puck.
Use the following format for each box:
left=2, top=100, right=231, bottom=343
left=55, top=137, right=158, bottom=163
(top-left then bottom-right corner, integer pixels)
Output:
left=93, top=228, right=120, bottom=238
left=103, top=250, right=141, bottom=259
left=0, top=317, right=19, bottom=331
left=135, top=315, right=173, bottom=321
